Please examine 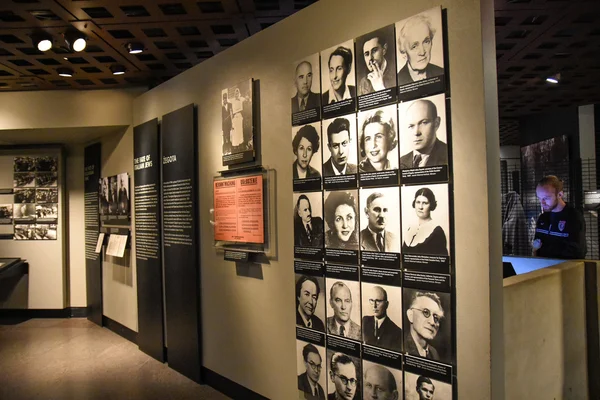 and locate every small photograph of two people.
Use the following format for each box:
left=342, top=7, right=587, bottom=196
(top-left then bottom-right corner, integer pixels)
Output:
left=221, top=79, right=253, bottom=156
